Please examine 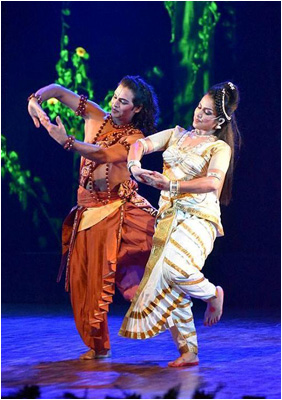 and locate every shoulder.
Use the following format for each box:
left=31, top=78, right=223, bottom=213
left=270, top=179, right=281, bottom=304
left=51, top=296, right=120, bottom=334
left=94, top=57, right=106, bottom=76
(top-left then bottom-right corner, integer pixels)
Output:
left=213, top=140, right=231, bottom=151
left=211, top=140, right=232, bottom=157
left=170, top=125, right=187, bottom=142
left=131, top=128, right=144, bottom=136
left=174, top=125, right=186, bottom=136
left=85, top=99, right=107, bottom=120
left=130, top=128, right=144, bottom=139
